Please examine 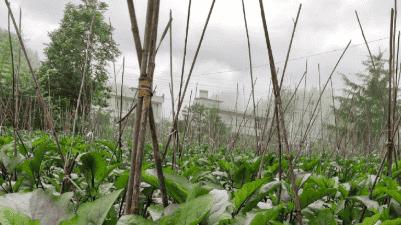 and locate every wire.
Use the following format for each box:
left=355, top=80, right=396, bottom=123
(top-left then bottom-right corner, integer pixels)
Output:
left=116, top=36, right=388, bottom=78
